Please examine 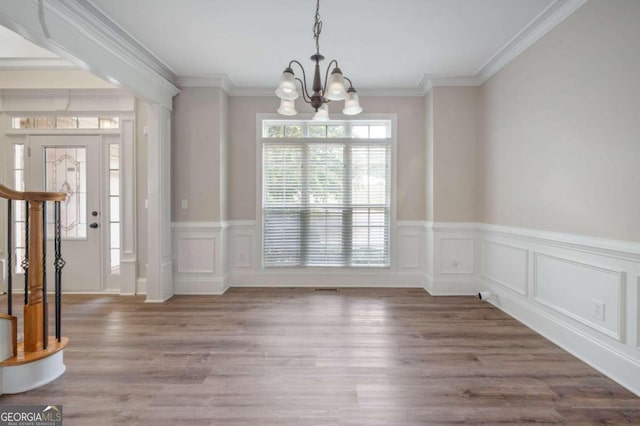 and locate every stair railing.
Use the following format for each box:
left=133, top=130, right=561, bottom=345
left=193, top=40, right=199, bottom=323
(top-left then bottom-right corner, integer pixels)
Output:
left=1, top=183, right=66, bottom=352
